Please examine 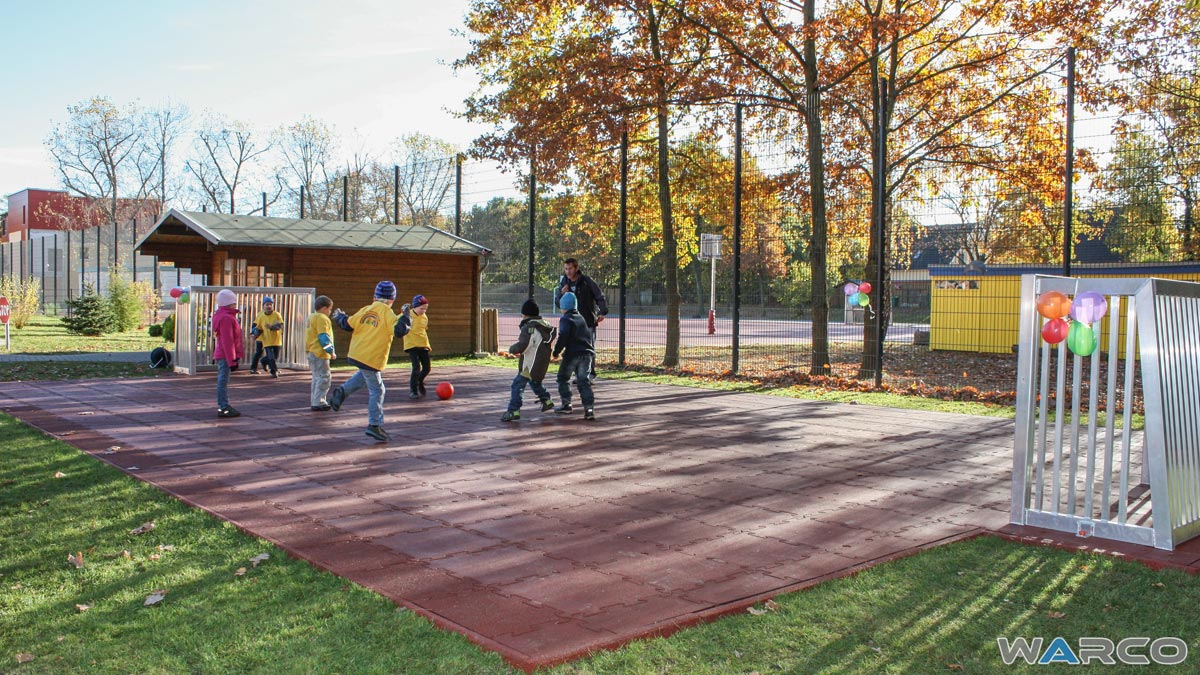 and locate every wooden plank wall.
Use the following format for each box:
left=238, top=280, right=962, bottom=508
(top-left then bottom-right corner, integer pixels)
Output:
left=290, top=249, right=478, bottom=358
